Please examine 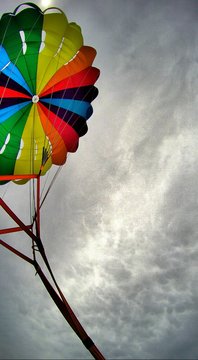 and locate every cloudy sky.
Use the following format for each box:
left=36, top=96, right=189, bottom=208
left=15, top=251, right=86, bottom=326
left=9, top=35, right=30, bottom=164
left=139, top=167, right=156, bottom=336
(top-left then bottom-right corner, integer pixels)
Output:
left=1, top=0, right=198, bottom=359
